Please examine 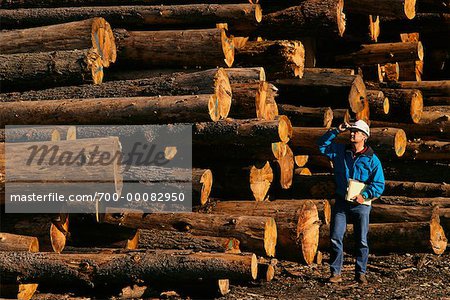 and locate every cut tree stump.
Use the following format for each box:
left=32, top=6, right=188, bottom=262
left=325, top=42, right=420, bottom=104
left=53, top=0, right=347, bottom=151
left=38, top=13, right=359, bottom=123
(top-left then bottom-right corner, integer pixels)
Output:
left=0, top=18, right=116, bottom=68
left=0, top=49, right=104, bottom=92
left=114, top=28, right=234, bottom=68
left=104, top=208, right=277, bottom=257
